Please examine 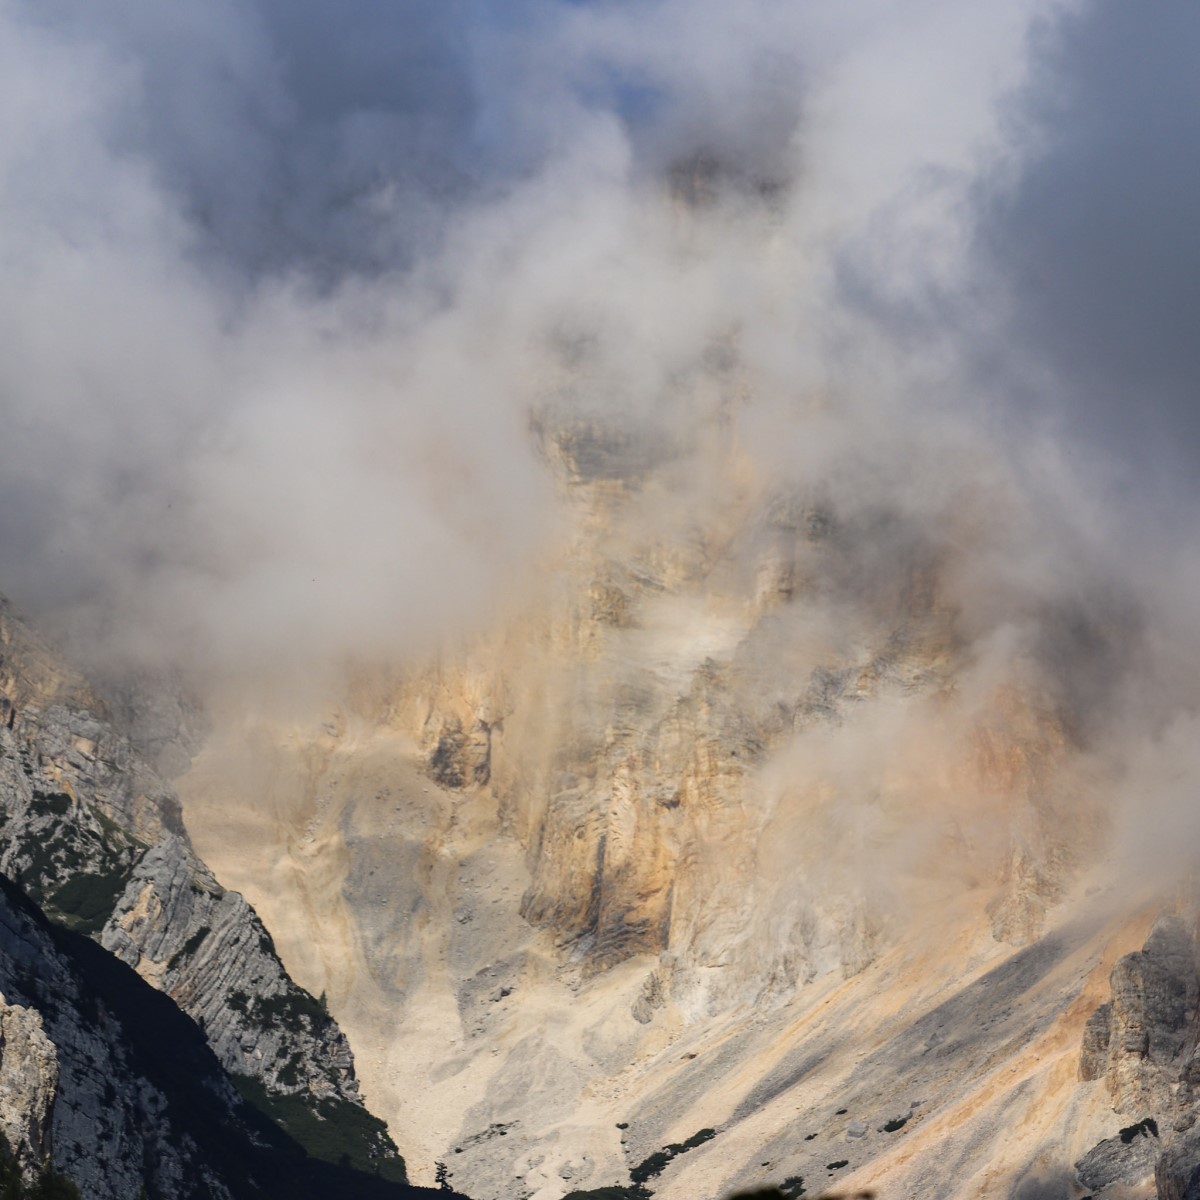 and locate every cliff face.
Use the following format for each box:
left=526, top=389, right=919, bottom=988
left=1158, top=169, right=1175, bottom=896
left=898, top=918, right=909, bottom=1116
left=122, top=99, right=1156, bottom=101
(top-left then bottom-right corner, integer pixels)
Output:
left=0, top=870, right=235, bottom=1199
left=1070, top=912, right=1200, bottom=1197
left=175, top=420, right=1120, bottom=1199
left=397, top=427, right=1097, bottom=996
left=0, top=600, right=408, bottom=1185
left=0, top=990, right=56, bottom=1173
left=0, top=706, right=361, bottom=1106
left=0, top=868, right=463, bottom=1199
